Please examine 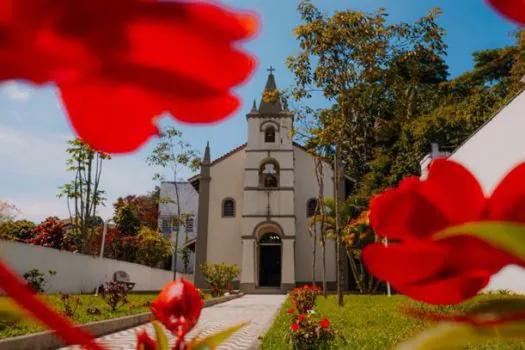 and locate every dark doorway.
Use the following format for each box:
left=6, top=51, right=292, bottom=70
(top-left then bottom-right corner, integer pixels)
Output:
left=259, top=233, right=281, bottom=287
